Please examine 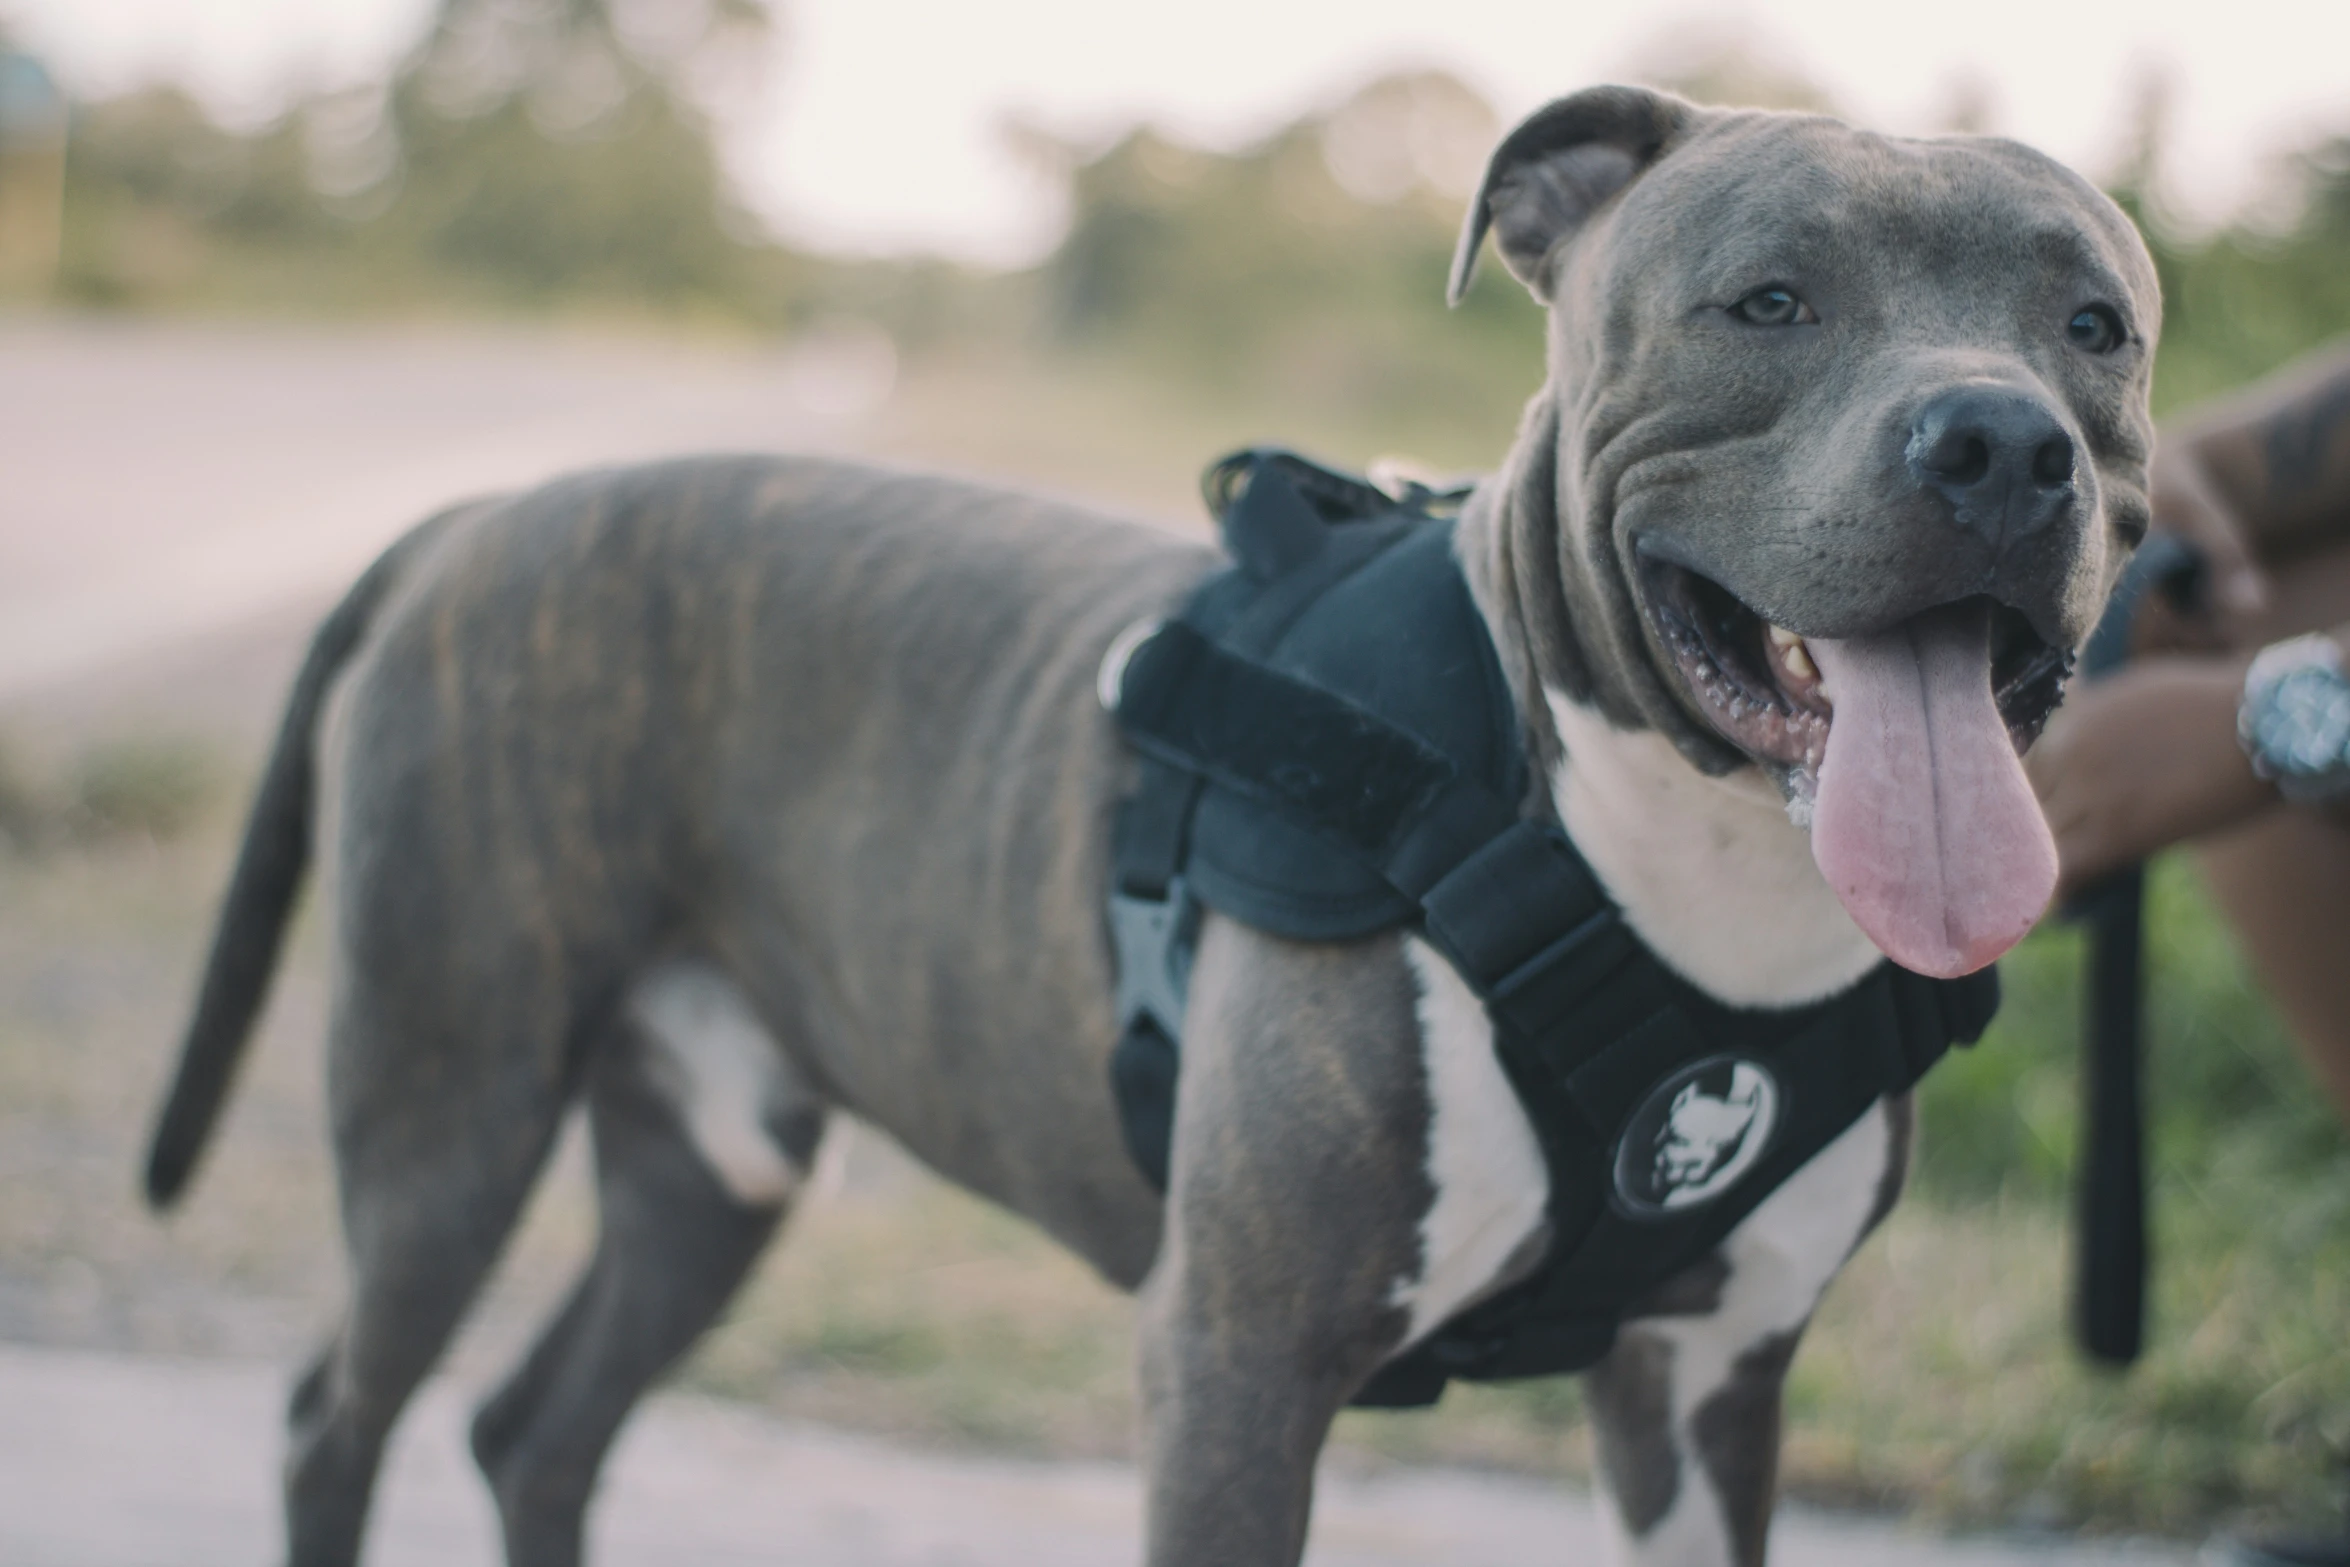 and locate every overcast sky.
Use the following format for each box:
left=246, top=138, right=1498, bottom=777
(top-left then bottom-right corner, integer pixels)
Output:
left=8, top=0, right=2349, bottom=266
